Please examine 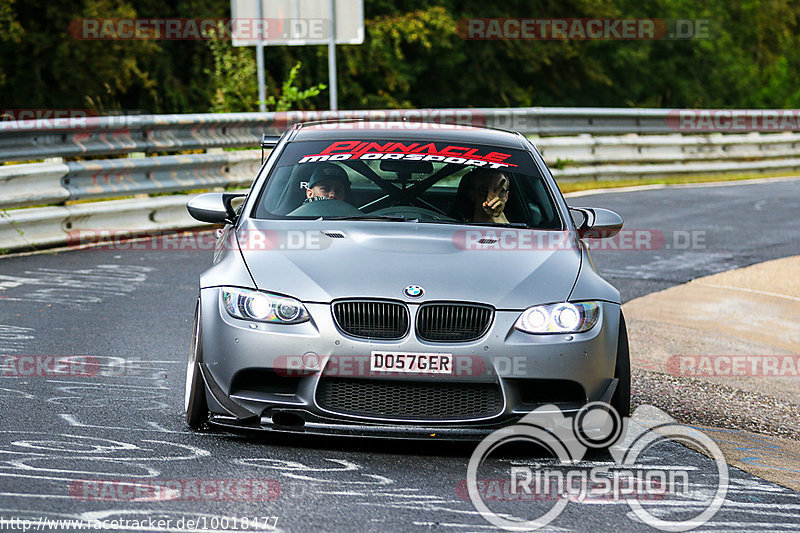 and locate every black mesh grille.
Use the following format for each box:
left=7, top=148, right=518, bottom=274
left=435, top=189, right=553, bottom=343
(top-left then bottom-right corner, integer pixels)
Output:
left=316, top=378, right=503, bottom=420
left=332, top=300, right=409, bottom=339
left=416, top=303, right=493, bottom=342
